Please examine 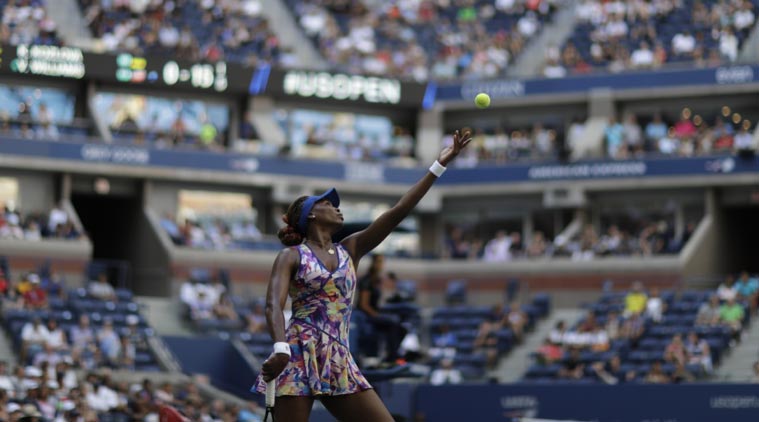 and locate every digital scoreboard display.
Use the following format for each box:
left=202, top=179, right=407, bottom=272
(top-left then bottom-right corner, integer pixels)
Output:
left=111, top=53, right=229, bottom=92
left=0, top=44, right=85, bottom=79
